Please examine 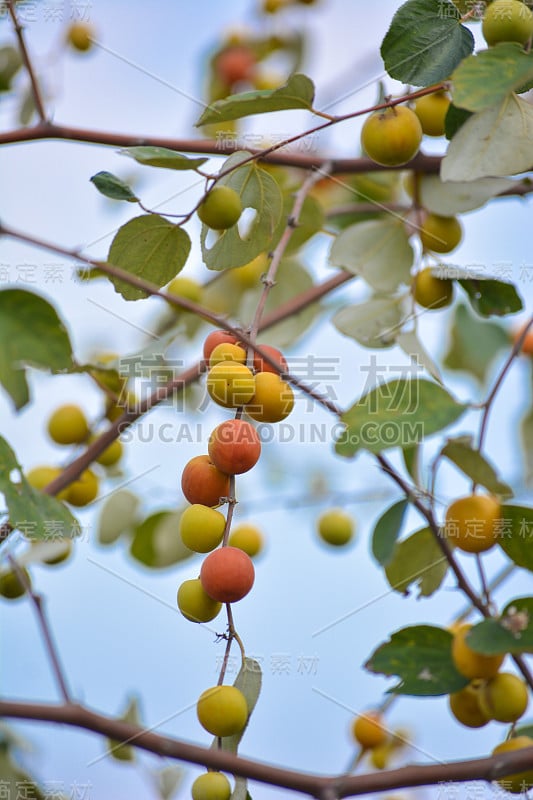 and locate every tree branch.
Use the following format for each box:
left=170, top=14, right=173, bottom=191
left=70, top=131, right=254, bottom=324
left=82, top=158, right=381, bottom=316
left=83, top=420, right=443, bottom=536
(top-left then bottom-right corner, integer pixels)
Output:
left=7, top=1, right=47, bottom=123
